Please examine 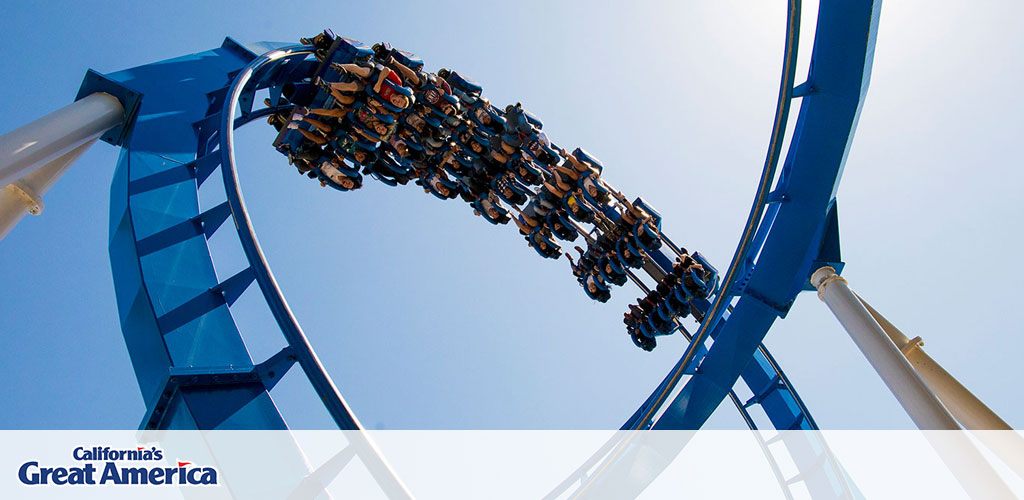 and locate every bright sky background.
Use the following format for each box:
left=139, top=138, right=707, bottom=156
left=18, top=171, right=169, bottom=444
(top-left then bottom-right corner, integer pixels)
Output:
left=0, top=1, right=1021, bottom=431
